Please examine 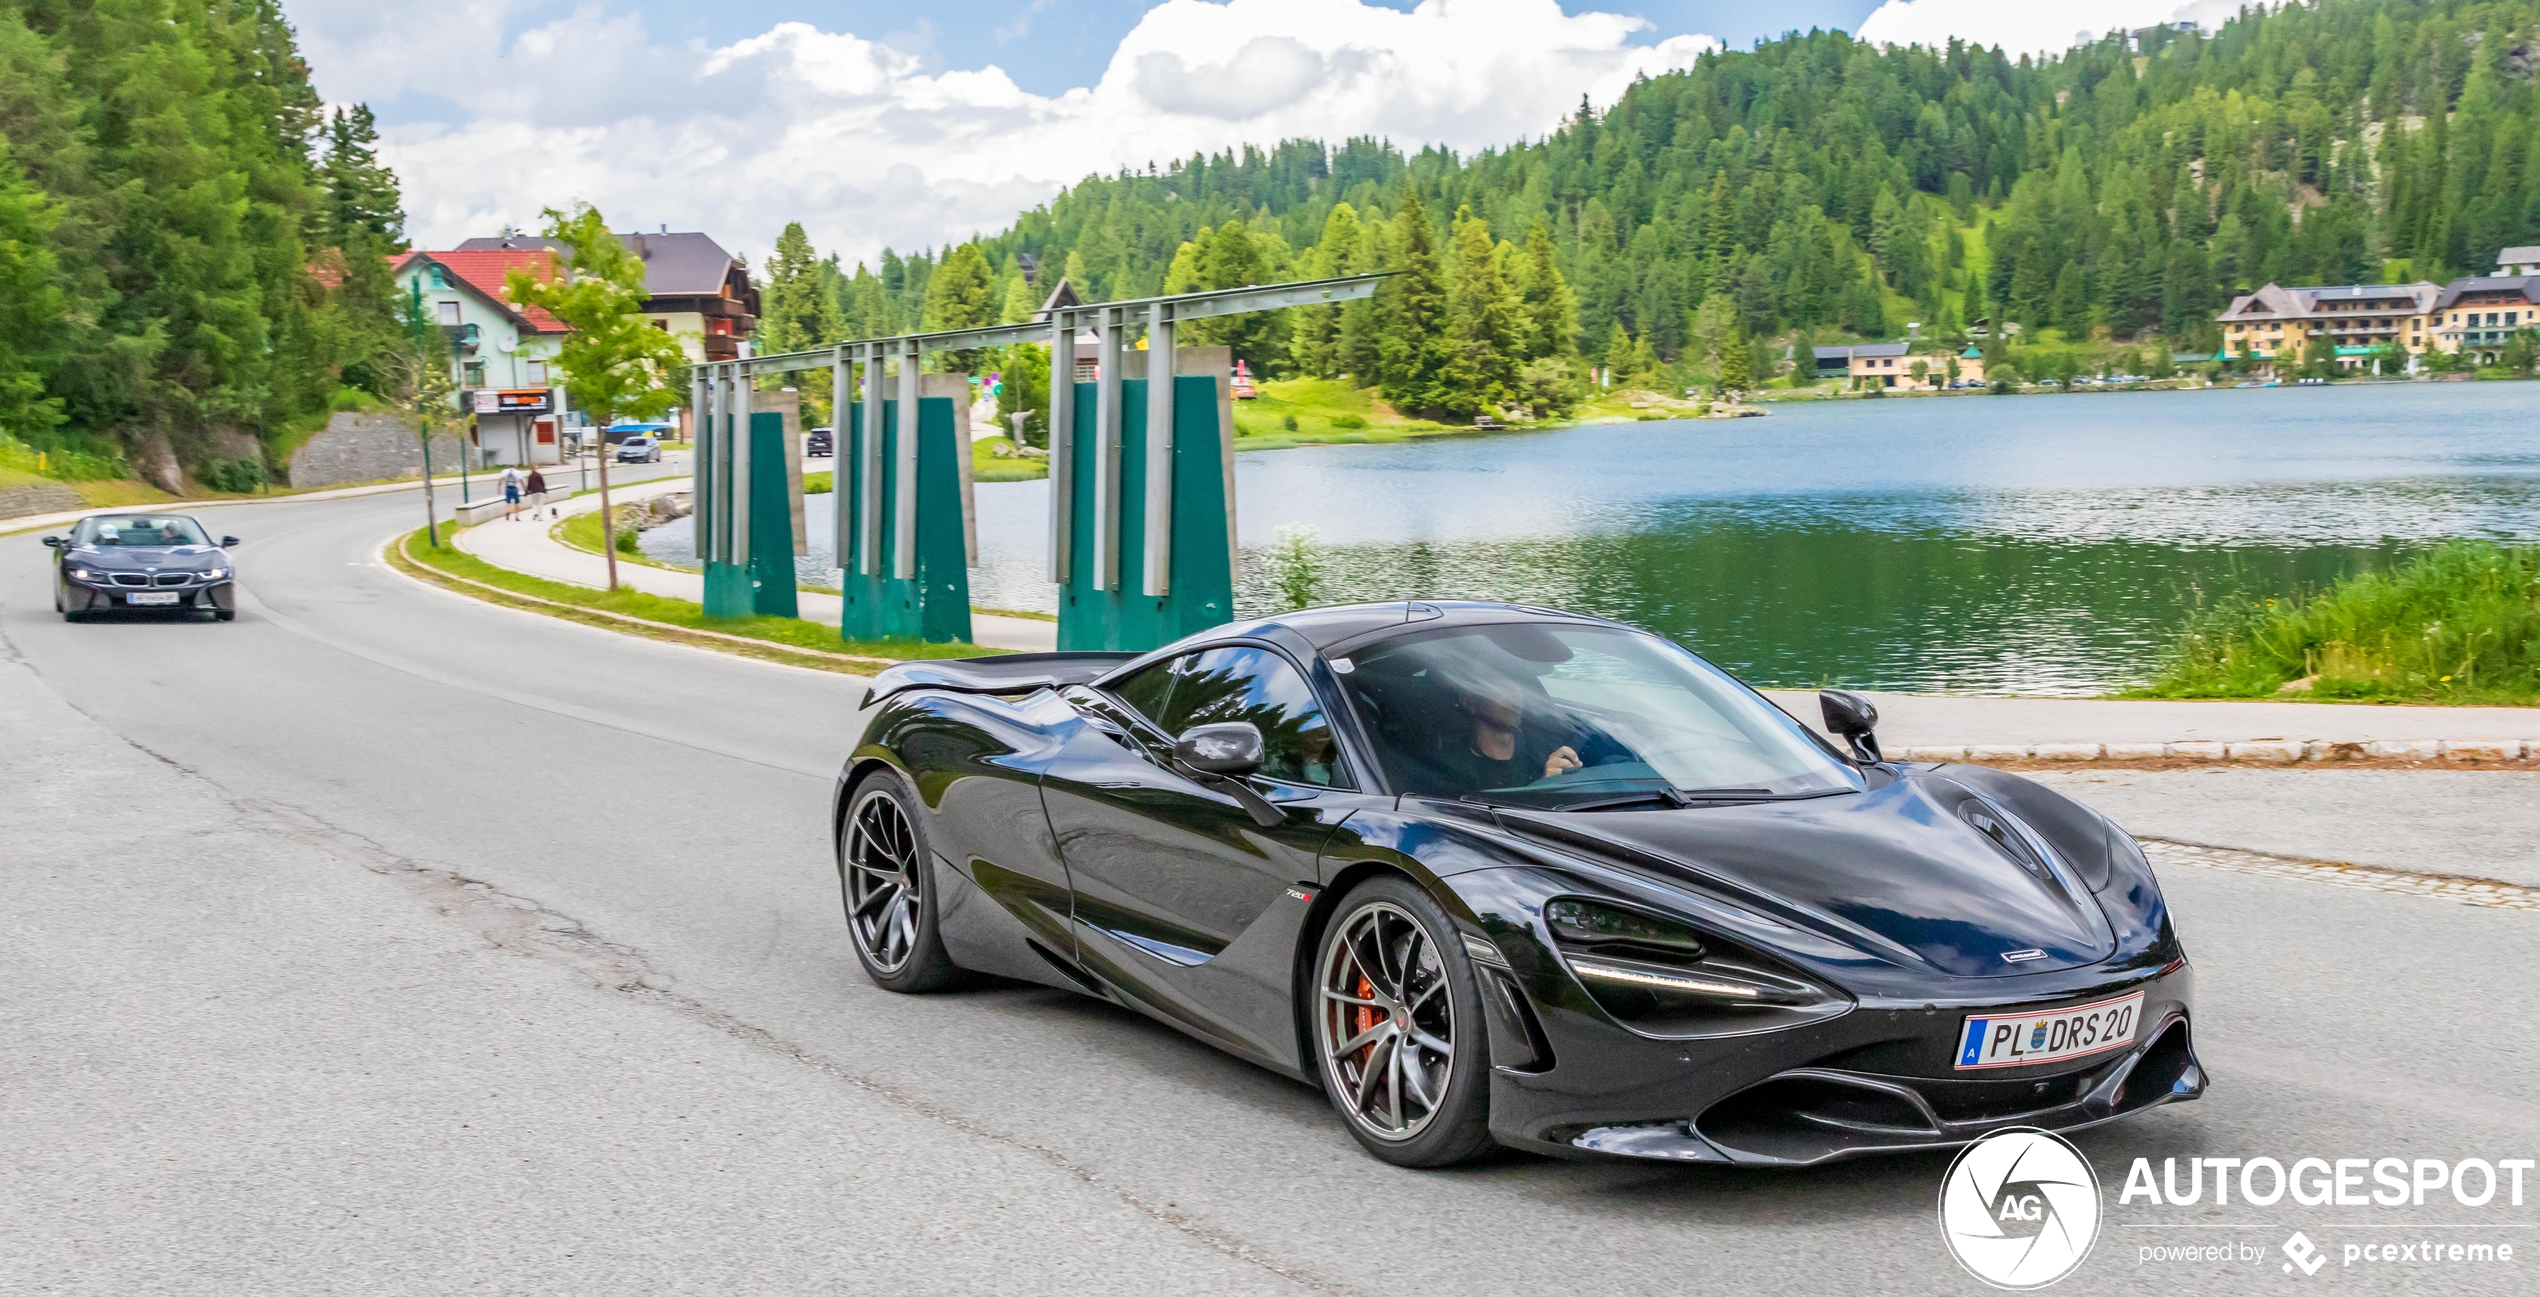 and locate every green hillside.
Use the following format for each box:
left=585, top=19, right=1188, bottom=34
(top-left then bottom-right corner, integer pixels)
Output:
left=778, top=0, right=2540, bottom=417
